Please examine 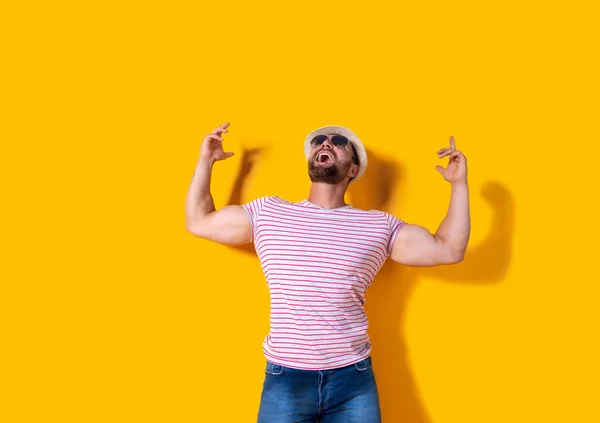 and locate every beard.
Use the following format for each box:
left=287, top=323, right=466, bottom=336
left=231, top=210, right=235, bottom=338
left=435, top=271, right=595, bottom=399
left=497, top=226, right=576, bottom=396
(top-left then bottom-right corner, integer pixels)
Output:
left=308, top=158, right=352, bottom=185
